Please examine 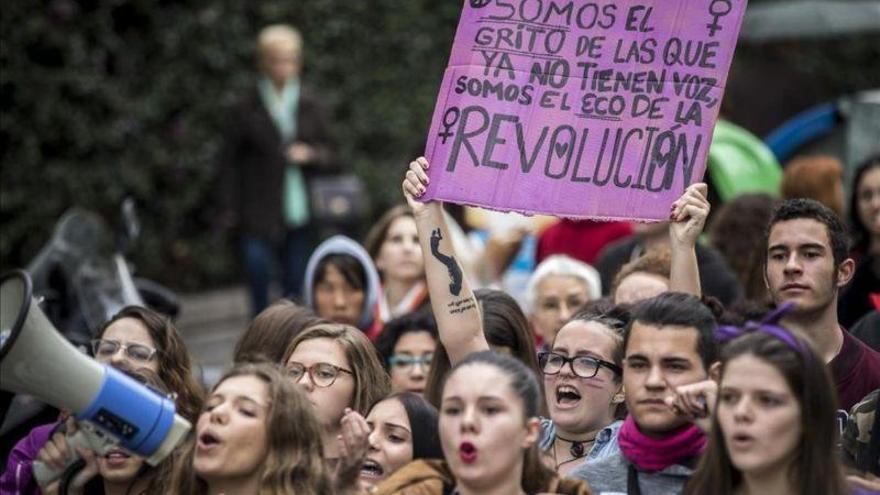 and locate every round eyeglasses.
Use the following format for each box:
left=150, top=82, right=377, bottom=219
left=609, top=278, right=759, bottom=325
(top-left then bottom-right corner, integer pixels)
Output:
left=538, top=351, right=622, bottom=379
left=91, top=339, right=158, bottom=363
left=286, top=362, right=353, bottom=388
